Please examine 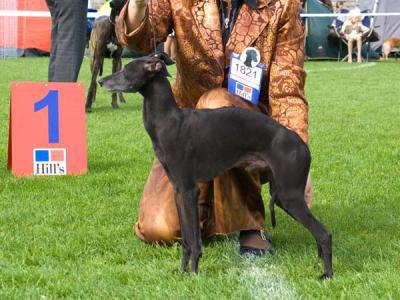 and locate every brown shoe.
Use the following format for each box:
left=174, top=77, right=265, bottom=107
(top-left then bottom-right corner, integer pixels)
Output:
left=239, top=230, right=274, bottom=256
